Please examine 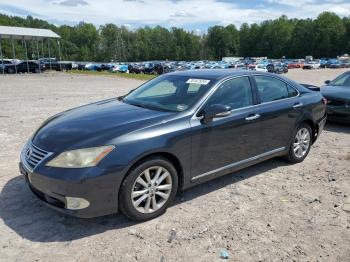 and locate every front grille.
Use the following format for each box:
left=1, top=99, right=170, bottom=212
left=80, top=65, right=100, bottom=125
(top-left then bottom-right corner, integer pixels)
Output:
left=23, top=142, right=52, bottom=172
